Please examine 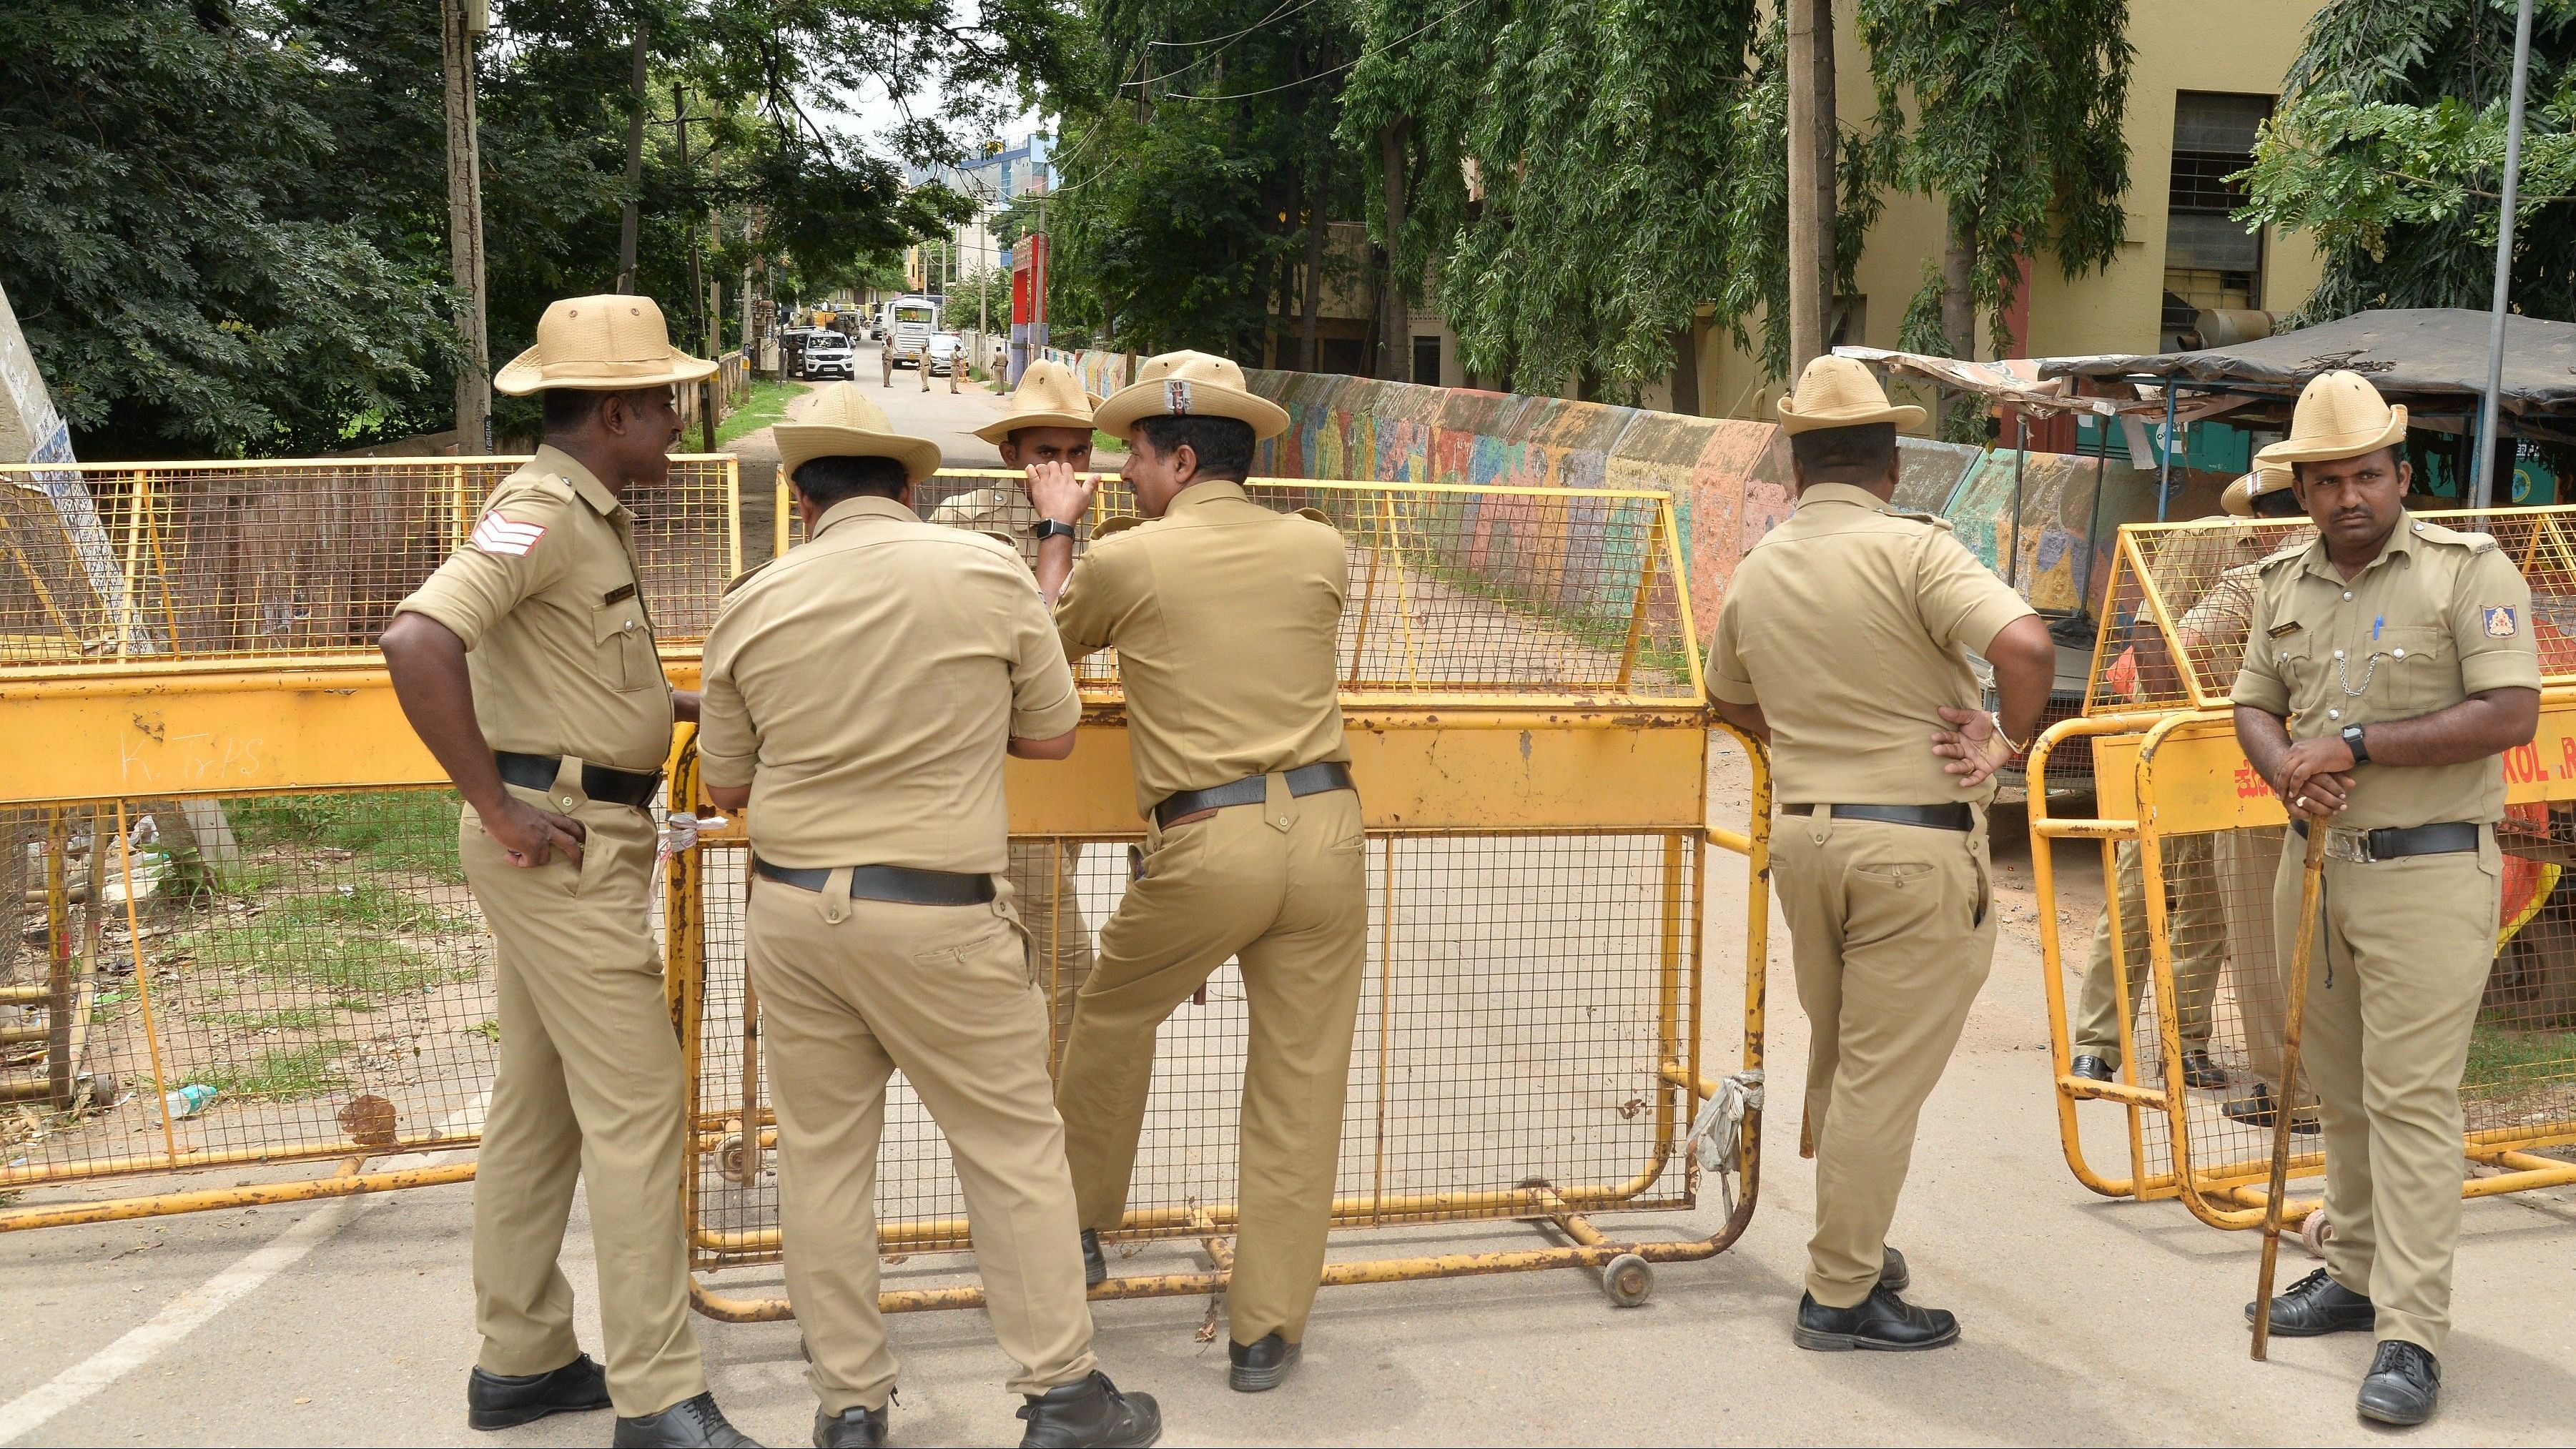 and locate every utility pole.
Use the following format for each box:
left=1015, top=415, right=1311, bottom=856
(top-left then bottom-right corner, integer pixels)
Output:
left=441, top=0, right=492, bottom=452
left=2476, top=0, right=2536, bottom=509
left=670, top=84, right=716, bottom=453
left=614, top=18, right=651, bottom=293
left=1785, top=0, right=1834, bottom=377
